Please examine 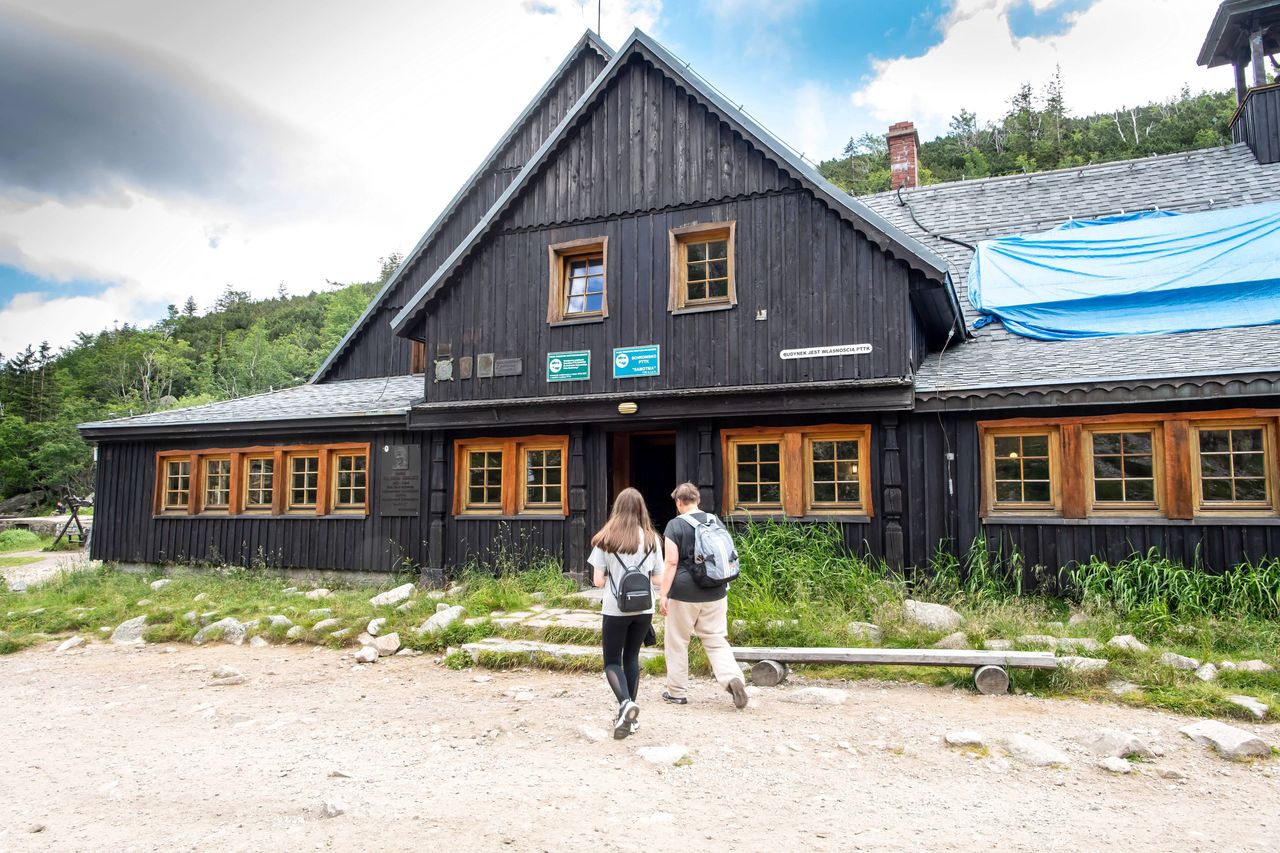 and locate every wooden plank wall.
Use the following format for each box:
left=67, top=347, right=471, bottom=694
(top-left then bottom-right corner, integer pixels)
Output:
left=322, top=46, right=609, bottom=383
left=91, top=431, right=430, bottom=573
left=1231, top=84, right=1280, bottom=165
